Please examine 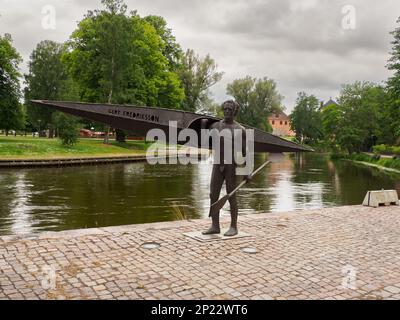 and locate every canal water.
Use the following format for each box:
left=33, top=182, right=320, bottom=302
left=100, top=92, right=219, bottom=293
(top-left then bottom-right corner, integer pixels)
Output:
left=0, top=153, right=399, bottom=235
